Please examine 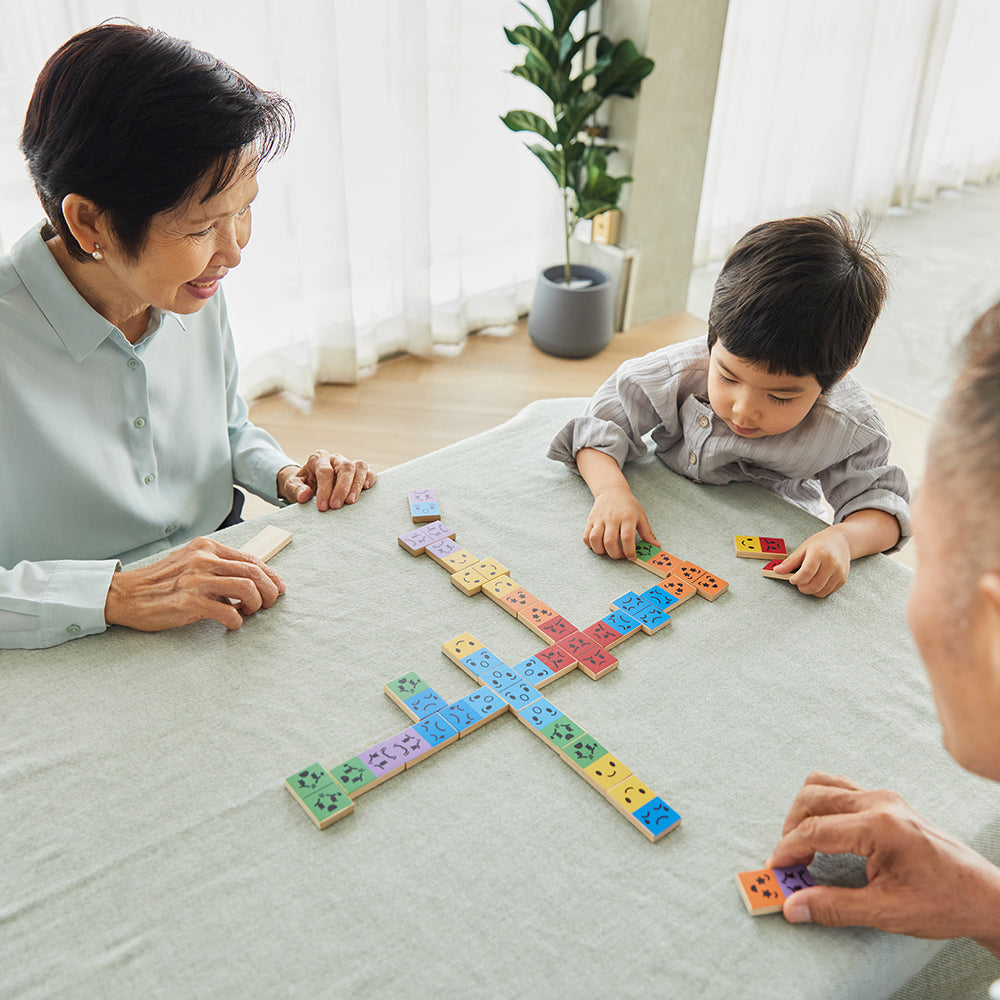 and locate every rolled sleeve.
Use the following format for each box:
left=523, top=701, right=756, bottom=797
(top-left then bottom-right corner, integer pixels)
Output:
left=819, top=437, right=912, bottom=550
left=0, top=559, right=118, bottom=649
left=548, top=353, right=677, bottom=472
